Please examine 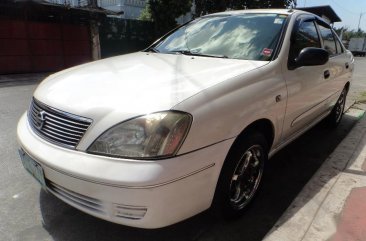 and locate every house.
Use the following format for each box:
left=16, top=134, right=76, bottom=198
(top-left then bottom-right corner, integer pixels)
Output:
left=98, top=0, right=146, bottom=19
left=297, top=5, right=342, bottom=25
